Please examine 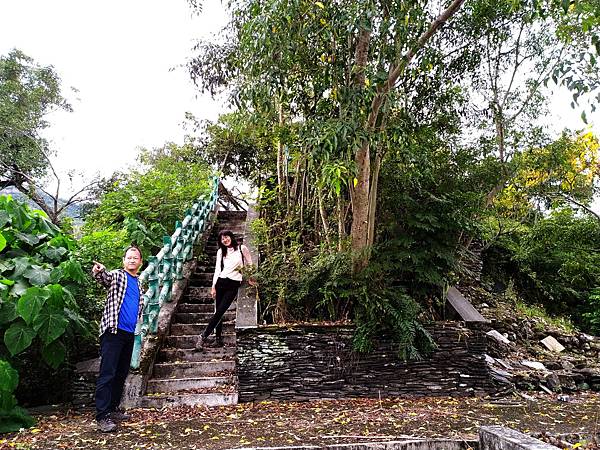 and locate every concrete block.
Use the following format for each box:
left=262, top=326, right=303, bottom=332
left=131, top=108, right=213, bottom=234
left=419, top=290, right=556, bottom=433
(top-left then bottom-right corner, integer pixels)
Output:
left=540, top=336, right=565, bottom=353
left=480, top=426, right=560, bottom=450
